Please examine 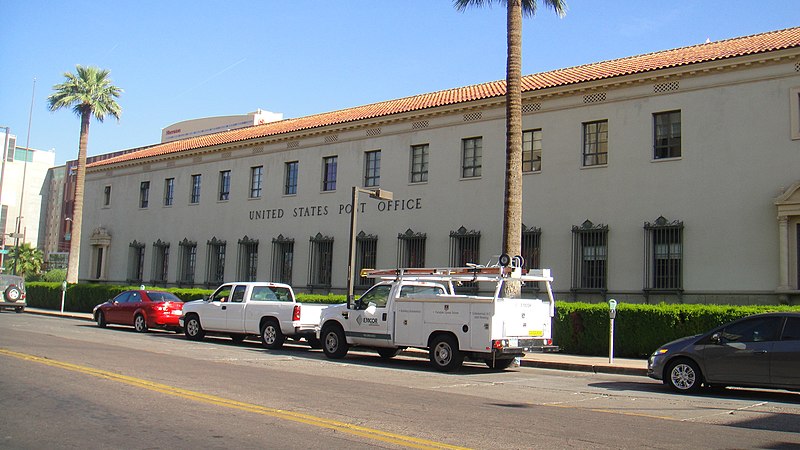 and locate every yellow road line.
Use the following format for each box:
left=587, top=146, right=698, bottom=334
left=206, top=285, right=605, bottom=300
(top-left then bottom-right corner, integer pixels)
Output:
left=0, top=348, right=468, bottom=450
